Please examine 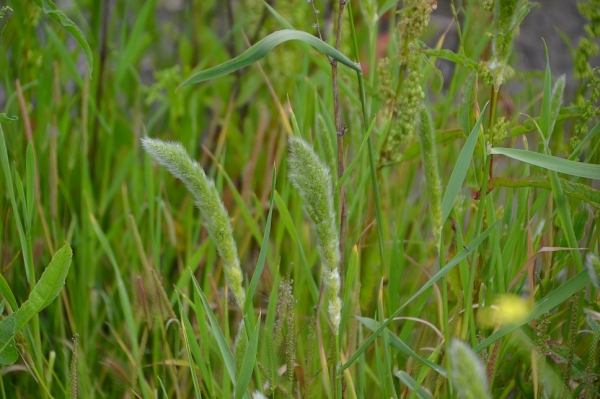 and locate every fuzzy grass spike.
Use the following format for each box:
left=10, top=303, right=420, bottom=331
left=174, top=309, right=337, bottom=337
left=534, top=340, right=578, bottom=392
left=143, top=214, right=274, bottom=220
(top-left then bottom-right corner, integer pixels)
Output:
left=450, top=339, right=492, bottom=399
left=287, top=136, right=341, bottom=334
left=418, top=106, right=442, bottom=246
left=141, top=138, right=245, bottom=308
